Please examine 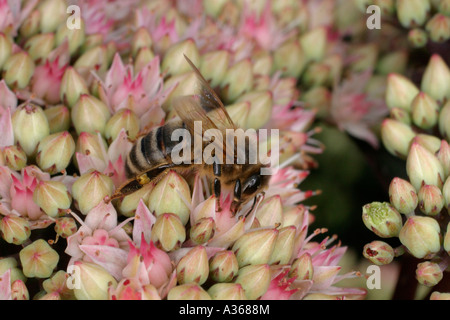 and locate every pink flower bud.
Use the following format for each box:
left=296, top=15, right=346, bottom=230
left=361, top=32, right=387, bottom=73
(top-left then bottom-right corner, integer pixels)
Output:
left=0, top=215, right=31, bottom=245
left=167, top=283, right=211, bottom=300
left=363, top=241, right=395, bottom=265
left=416, top=261, right=443, bottom=287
